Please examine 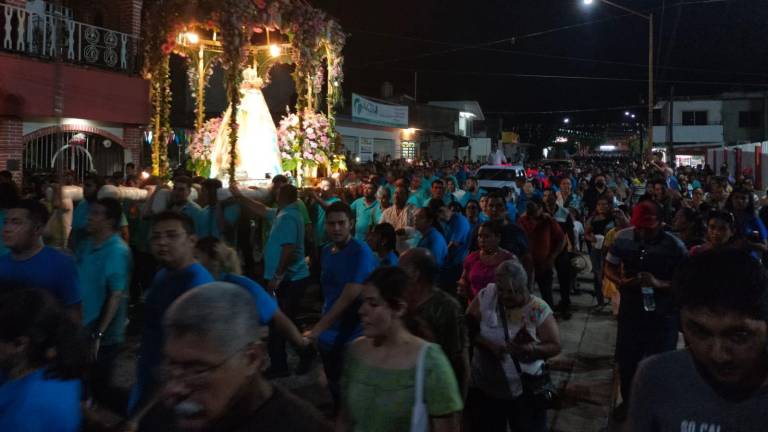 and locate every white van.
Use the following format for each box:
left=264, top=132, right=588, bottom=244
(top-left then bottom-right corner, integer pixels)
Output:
left=475, top=164, right=526, bottom=195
